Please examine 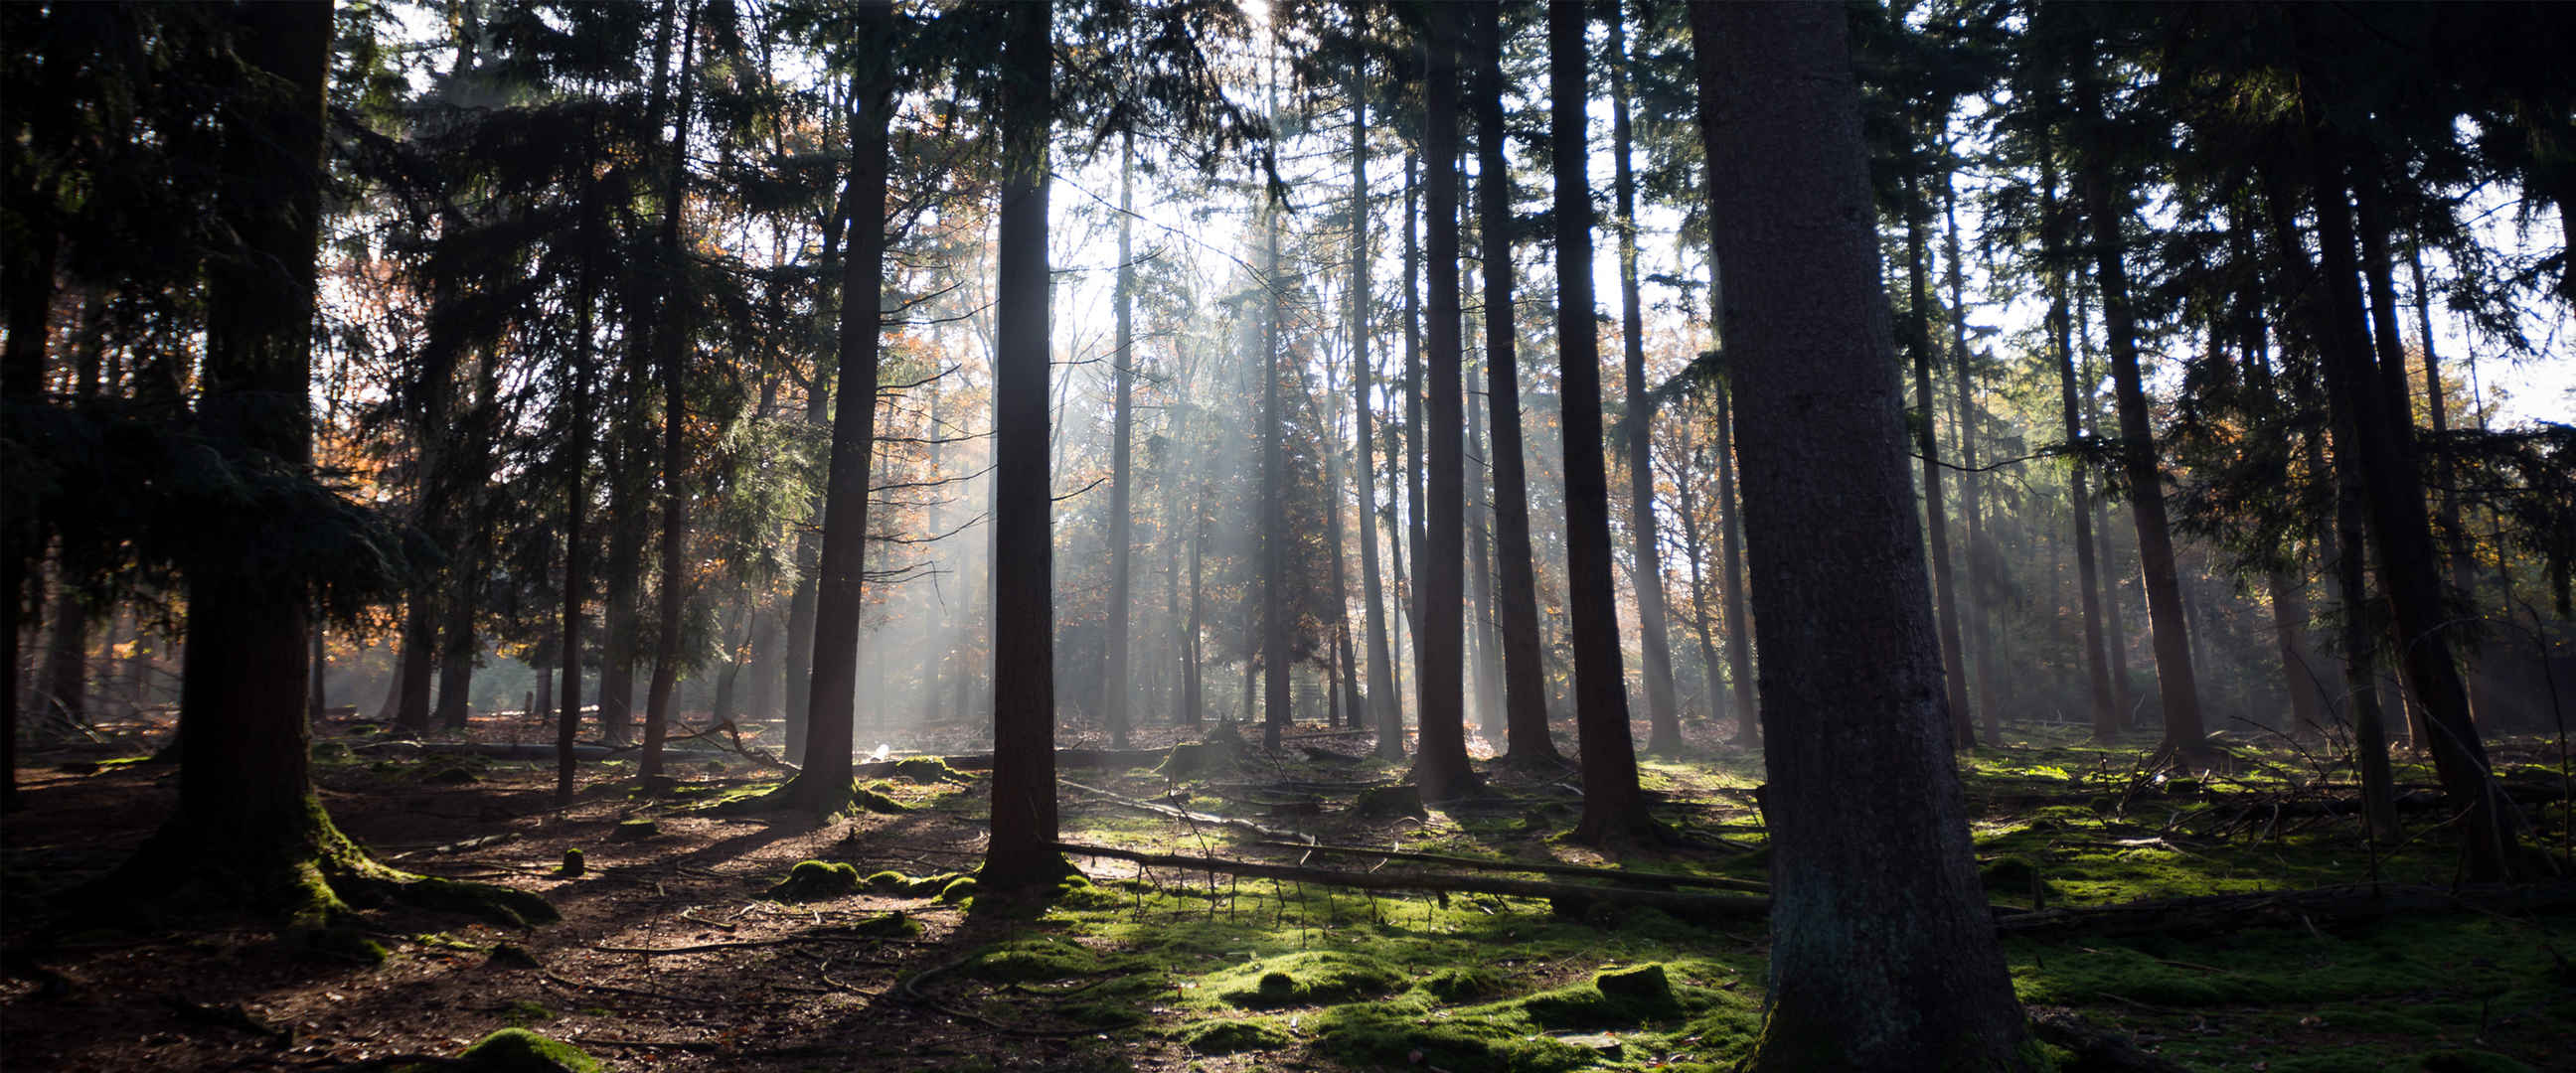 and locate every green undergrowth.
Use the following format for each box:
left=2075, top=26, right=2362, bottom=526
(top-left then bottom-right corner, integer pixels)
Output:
left=392, top=1027, right=601, bottom=1073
